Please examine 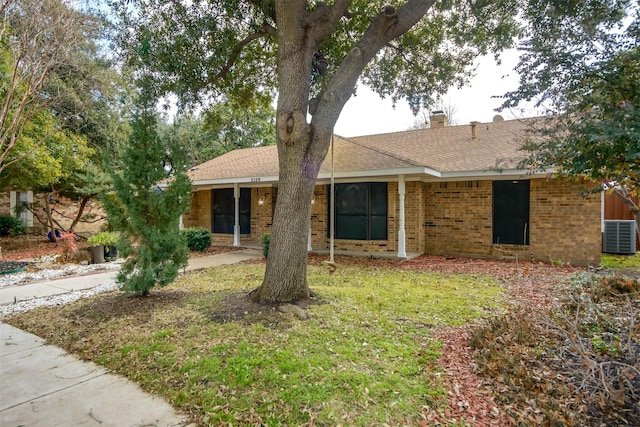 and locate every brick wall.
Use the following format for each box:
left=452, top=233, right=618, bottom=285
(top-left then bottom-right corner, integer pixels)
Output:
left=182, top=190, right=211, bottom=230
left=405, top=181, right=426, bottom=254
left=528, top=179, right=601, bottom=265
left=0, top=191, right=9, bottom=216
left=424, top=180, right=493, bottom=257
left=251, top=187, right=273, bottom=244
left=423, top=178, right=601, bottom=265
